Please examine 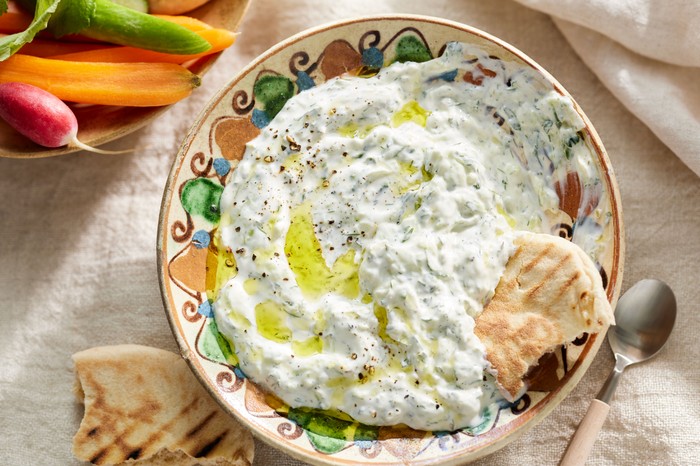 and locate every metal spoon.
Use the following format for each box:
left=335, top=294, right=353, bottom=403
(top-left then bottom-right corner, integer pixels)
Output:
left=560, top=279, right=676, bottom=466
